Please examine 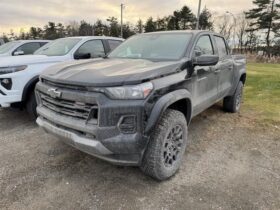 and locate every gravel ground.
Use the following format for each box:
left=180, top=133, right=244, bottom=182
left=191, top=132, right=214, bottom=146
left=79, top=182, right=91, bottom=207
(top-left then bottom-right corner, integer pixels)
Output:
left=0, top=105, right=279, bottom=210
